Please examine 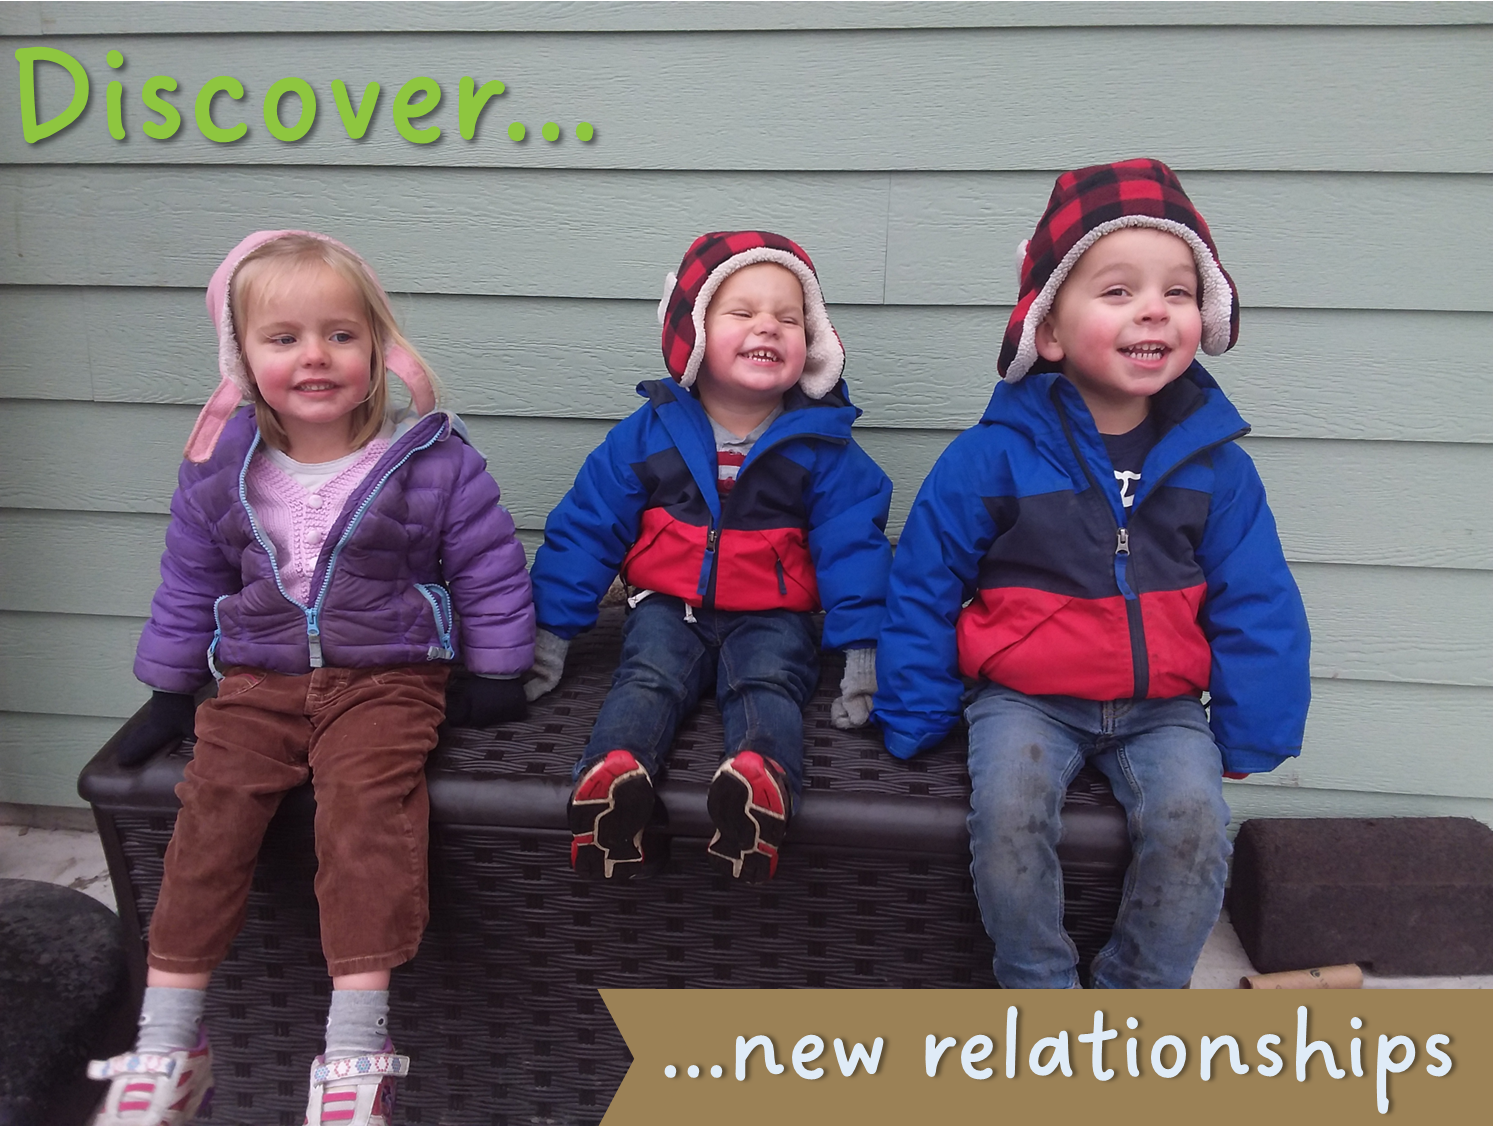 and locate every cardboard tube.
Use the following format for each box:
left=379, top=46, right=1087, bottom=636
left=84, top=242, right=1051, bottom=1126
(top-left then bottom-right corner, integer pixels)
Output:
left=1241, top=964, right=1364, bottom=989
